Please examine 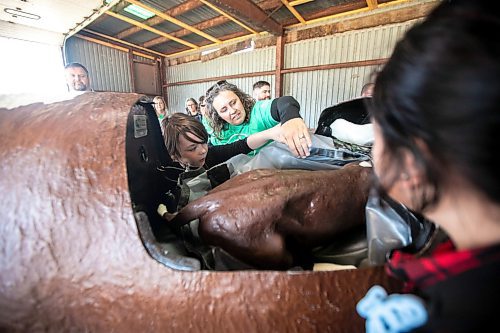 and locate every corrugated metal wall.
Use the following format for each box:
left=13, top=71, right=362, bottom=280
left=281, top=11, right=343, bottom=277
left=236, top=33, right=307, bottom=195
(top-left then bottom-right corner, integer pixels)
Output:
left=284, top=20, right=417, bottom=128
left=64, top=37, right=132, bottom=92
left=166, top=20, right=417, bottom=128
left=133, top=54, right=156, bottom=64
left=285, top=65, right=379, bottom=128
left=166, top=47, right=275, bottom=112
left=167, top=47, right=275, bottom=82
left=167, top=75, right=275, bottom=114
left=64, top=20, right=418, bottom=126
